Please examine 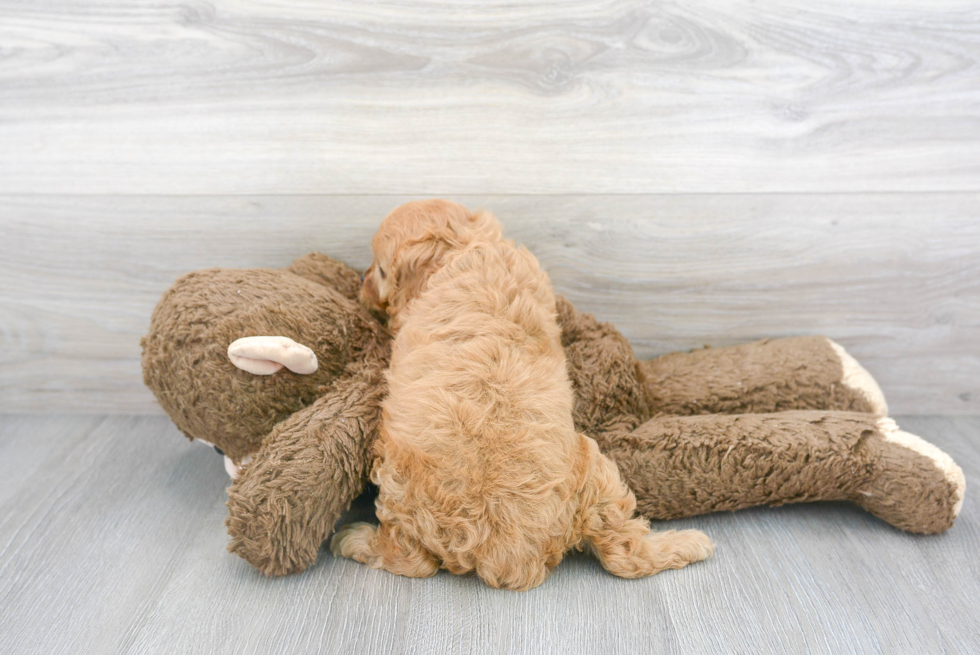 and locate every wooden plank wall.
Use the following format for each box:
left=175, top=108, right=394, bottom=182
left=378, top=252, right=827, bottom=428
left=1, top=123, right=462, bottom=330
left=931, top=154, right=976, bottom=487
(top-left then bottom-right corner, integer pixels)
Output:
left=1, top=1, right=978, bottom=414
